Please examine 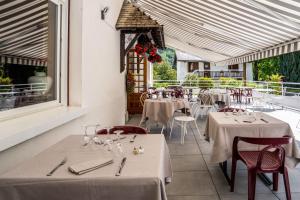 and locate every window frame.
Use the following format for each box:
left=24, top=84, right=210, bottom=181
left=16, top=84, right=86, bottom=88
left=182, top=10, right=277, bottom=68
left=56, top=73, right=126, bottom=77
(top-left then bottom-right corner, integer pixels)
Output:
left=0, top=0, right=69, bottom=121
